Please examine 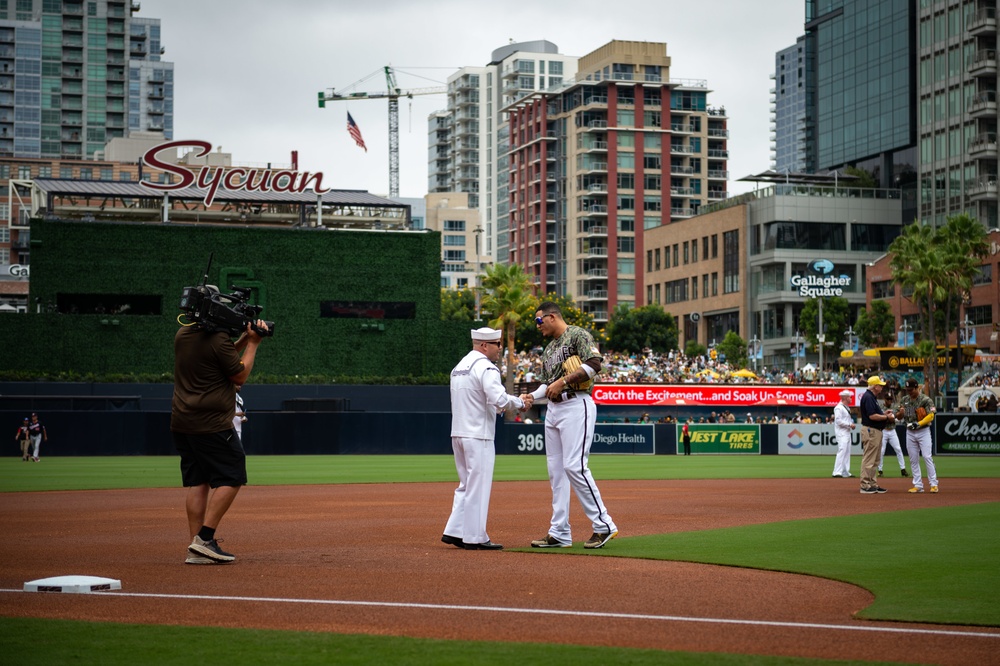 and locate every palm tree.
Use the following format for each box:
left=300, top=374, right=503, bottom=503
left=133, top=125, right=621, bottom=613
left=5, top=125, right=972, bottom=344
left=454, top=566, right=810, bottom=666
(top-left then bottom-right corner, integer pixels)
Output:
left=888, top=216, right=990, bottom=397
left=480, top=263, right=535, bottom=398
left=889, top=222, right=943, bottom=395
left=938, top=214, right=990, bottom=392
